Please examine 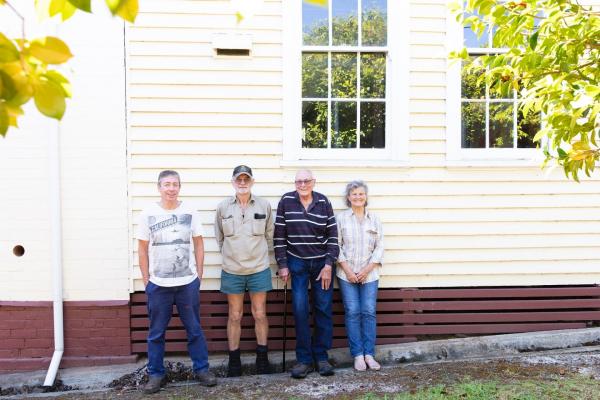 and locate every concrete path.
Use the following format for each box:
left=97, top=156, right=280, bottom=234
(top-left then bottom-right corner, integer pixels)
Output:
left=2, top=327, right=600, bottom=393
